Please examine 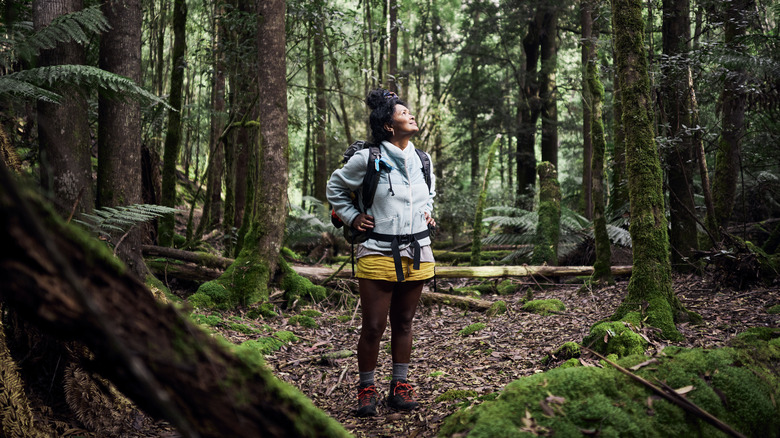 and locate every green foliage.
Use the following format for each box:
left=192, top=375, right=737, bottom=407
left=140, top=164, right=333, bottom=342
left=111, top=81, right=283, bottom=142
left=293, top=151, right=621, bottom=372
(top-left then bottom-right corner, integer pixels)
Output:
left=487, top=301, right=507, bottom=316
left=285, top=197, right=337, bottom=254
left=441, top=339, right=780, bottom=438
left=583, top=321, right=648, bottom=357
left=768, top=305, right=780, bottom=314
left=239, top=338, right=284, bottom=356
left=435, top=389, right=478, bottom=403
left=273, top=331, right=299, bottom=343
left=74, top=204, right=177, bottom=245
left=288, top=315, right=318, bottom=329
left=459, top=322, right=486, bottom=337
left=190, top=314, right=222, bottom=327
left=246, top=303, right=279, bottom=319
left=522, top=299, right=565, bottom=316
left=300, top=309, right=322, bottom=318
